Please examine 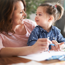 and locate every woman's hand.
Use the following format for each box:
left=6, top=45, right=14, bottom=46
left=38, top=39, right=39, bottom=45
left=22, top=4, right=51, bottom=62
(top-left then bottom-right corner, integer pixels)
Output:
left=51, top=40, right=64, bottom=51
left=31, top=38, right=52, bottom=53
